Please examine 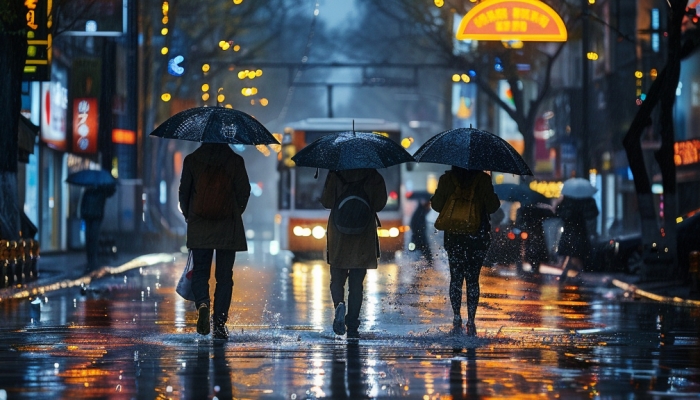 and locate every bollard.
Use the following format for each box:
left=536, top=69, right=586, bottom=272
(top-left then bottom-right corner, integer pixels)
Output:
left=689, top=251, right=699, bottom=293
